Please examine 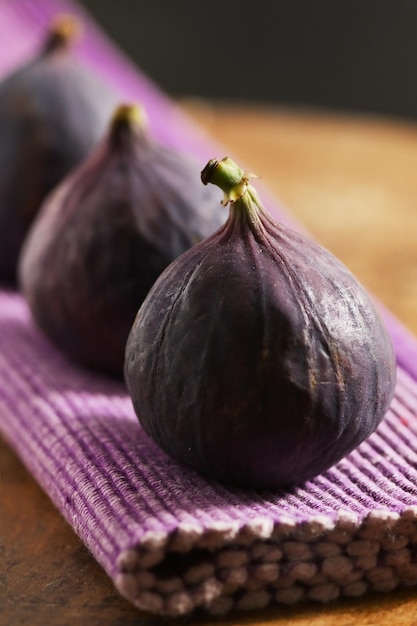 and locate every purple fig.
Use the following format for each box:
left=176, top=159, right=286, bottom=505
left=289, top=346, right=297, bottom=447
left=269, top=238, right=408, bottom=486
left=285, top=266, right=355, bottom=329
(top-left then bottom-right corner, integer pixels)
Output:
left=124, top=156, right=397, bottom=489
left=18, top=105, right=224, bottom=377
left=0, top=15, right=116, bottom=283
